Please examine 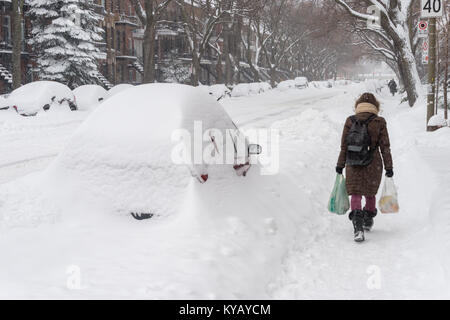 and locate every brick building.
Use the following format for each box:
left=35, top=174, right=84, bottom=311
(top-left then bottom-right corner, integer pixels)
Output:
left=0, top=0, right=260, bottom=94
left=94, top=0, right=218, bottom=85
